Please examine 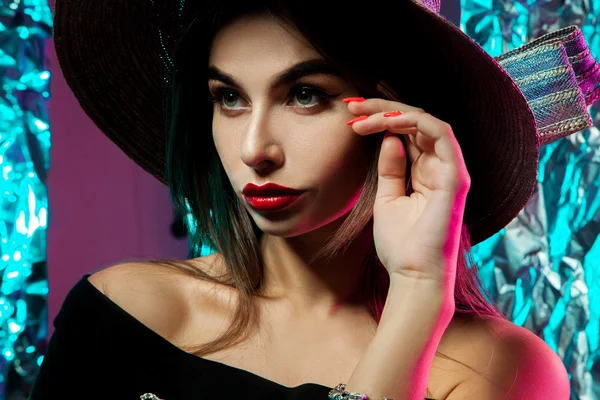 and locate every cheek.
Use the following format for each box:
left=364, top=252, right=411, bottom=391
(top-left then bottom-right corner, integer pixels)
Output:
left=211, top=115, right=372, bottom=188
left=287, top=129, right=371, bottom=217
left=212, top=127, right=237, bottom=178
left=295, top=124, right=371, bottom=178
